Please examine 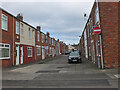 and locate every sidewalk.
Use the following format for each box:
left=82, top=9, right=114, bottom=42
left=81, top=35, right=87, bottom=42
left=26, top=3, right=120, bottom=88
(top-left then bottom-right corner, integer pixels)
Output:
left=2, top=55, right=62, bottom=71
